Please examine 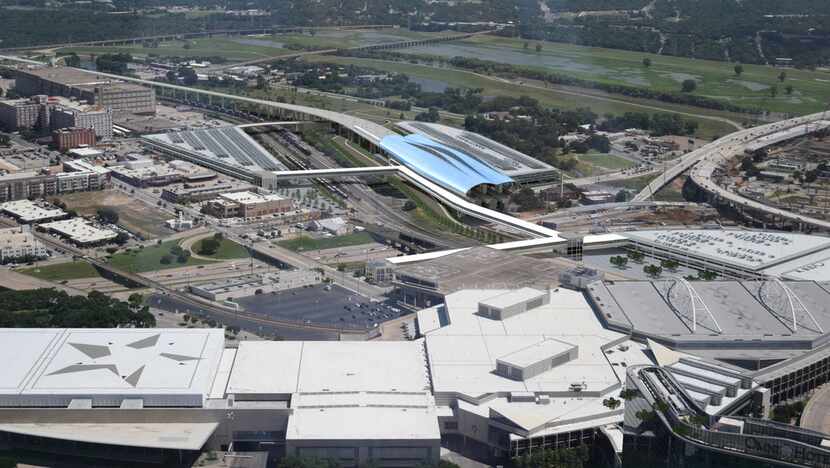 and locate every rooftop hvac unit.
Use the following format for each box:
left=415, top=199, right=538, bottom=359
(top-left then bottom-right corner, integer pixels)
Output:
left=569, top=382, right=587, bottom=392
